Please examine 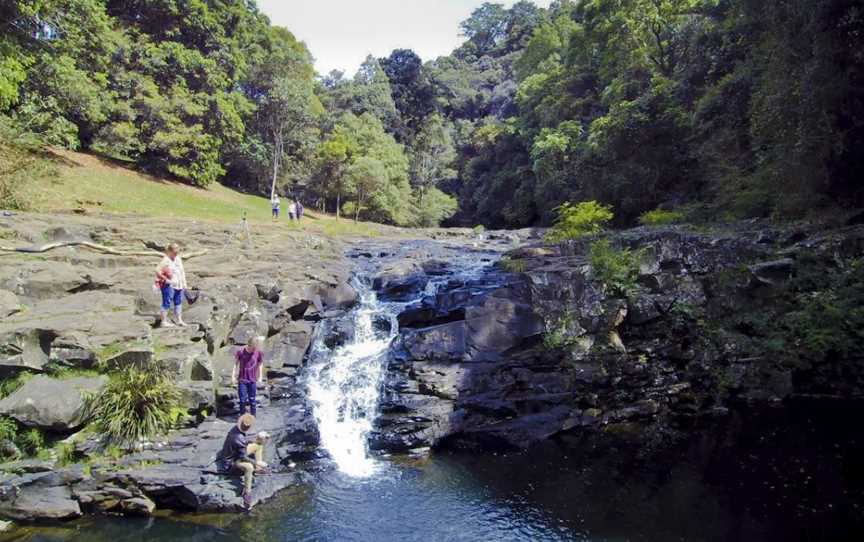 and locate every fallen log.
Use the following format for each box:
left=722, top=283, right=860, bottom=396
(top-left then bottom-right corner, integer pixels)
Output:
left=0, top=241, right=208, bottom=258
